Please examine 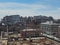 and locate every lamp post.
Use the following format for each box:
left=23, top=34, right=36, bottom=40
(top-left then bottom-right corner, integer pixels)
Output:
left=0, top=31, right=3, bottom=45
left=2, top=23, right=9, bottom=37
left=2, top=23, right=9, bottom=45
